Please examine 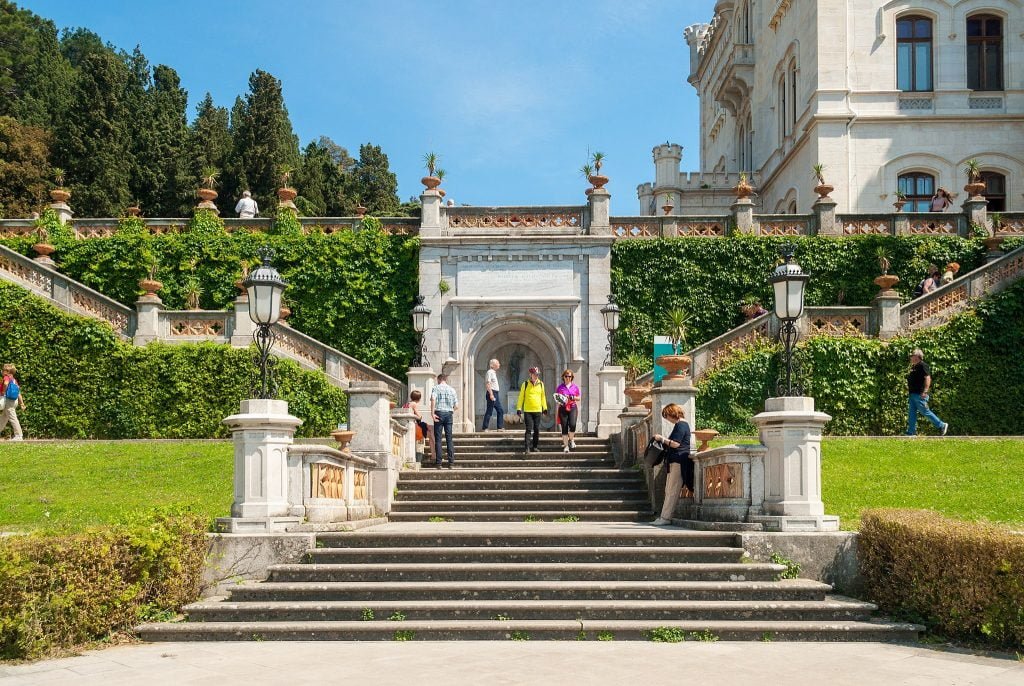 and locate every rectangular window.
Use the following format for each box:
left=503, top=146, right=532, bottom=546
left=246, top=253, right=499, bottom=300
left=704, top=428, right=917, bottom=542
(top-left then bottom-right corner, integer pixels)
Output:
left=897, top=16, right=933, bottom=92
left=967, top=15, right=1003, bottom=91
